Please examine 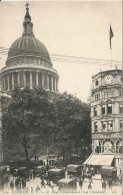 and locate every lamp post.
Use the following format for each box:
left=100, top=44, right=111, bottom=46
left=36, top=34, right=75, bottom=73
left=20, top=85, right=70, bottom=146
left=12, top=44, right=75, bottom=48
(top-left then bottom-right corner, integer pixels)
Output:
left=46, top=147, right=49, bottom=171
